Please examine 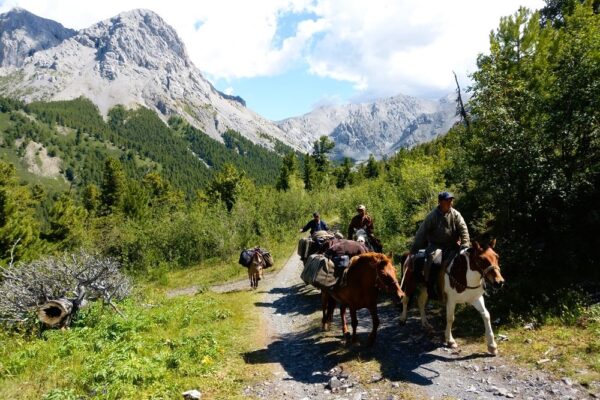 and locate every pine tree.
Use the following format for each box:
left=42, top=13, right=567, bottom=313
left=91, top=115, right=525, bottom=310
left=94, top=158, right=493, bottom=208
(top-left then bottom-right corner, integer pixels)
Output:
left=364, top=154, right=380, bottom=179
left=303, top=153, right=316, bottom=191
left=100, top=158, right=126, bottom=214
